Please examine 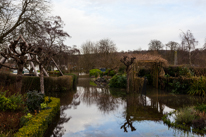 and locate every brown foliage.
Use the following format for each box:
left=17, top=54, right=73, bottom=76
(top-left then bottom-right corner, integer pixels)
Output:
left=0, top=111, right=25, bottom=133
left=131, top=53, right=168, bottom=66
